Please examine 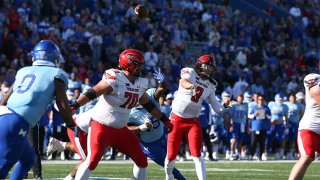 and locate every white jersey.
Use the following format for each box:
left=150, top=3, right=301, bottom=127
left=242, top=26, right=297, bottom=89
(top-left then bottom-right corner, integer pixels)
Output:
left=74, top=109, right=92, bottom=134
left=299, top=73, right=320, bottom=134
left=171, top=67, right=224, bottom=118
left=91, top=69, right=148, bottom=128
